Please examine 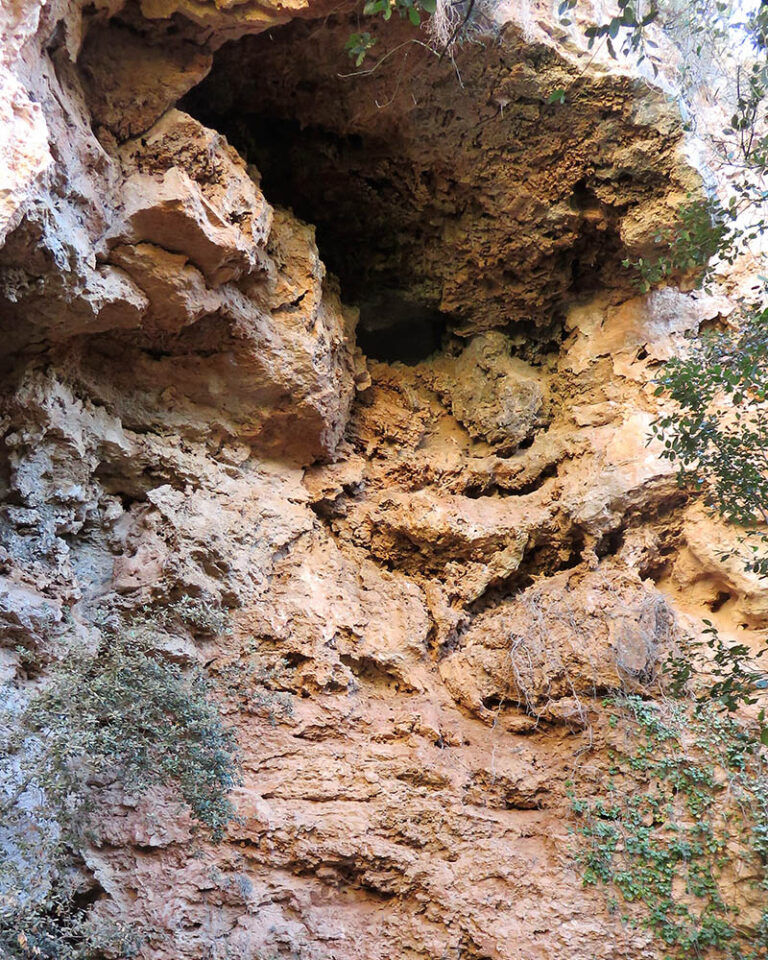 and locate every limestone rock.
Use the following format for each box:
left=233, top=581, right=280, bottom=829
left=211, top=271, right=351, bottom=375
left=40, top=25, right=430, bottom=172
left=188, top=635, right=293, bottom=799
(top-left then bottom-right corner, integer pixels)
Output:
left=441, top=567, right=675, bottom=723
left=79, top=23, right=213, bottom=141
left=188, top=16, right=702, bottom=331
left=116, top=110, right=272, bottom=286
left=0, top=1, right=759, bottom=958
left=428, top=332, right=549, bottom=450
